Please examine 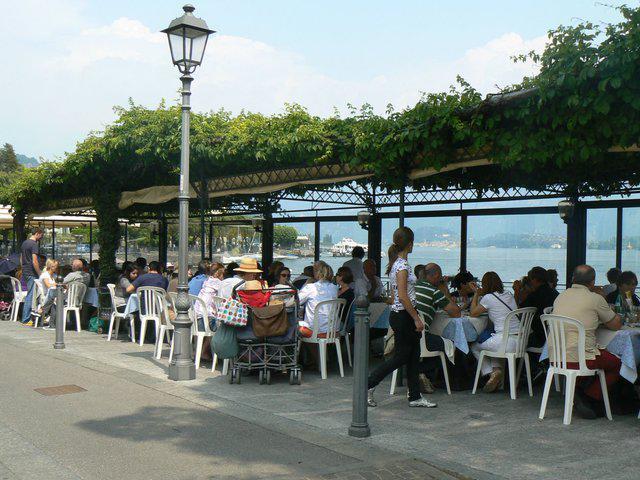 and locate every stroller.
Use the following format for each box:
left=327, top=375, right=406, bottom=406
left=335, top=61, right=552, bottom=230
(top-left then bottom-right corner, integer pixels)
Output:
left=228, top=282, right=302, bottom=385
